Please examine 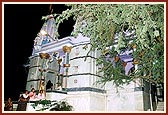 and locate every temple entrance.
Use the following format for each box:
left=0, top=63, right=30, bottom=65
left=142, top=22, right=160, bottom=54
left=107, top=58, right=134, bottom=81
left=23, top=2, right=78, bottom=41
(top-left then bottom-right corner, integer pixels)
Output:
left=45, top=72, right=63, bottom=90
